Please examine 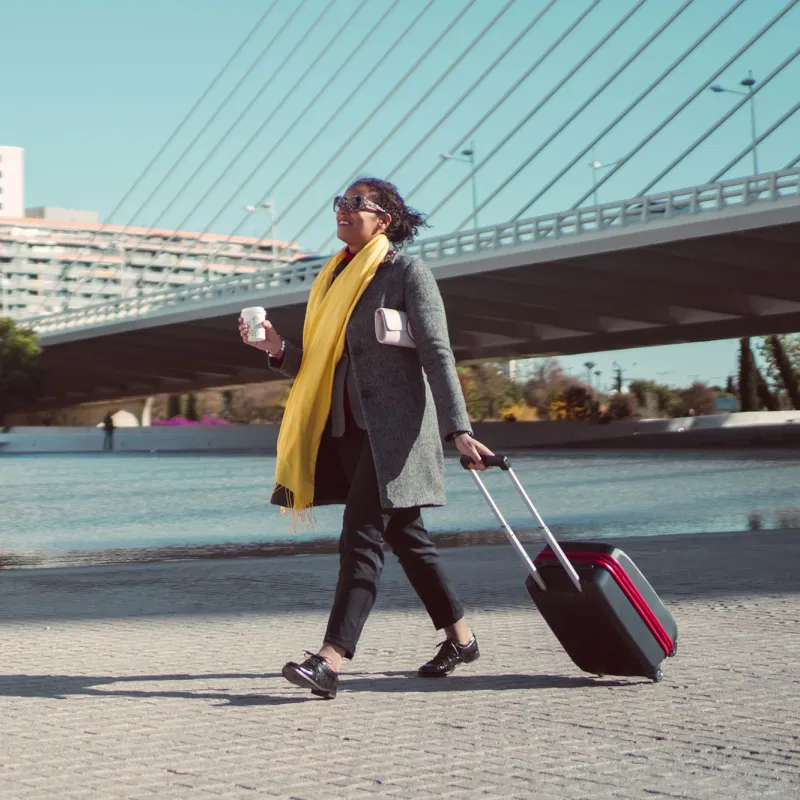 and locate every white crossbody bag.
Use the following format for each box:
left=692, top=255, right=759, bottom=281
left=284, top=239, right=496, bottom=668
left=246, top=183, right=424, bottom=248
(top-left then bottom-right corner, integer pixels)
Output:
left=374, top=308, right=416, bottom=349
